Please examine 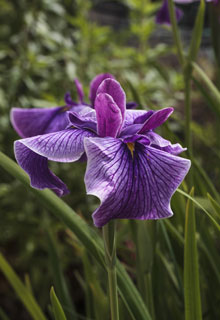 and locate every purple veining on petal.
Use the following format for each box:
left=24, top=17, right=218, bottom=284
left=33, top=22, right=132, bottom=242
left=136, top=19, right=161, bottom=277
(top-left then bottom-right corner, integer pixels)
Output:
left=96, top=78, right=126, bottom=121
left=10, top=107, right=70, bottom=138
left=74, top=79, right=84, bottom=103
left=89, top=73, right=115, bottom=106
left=156, top=0, right=183, bottom=25
left=14, top=127, right=96, bottom=195
left=84, top=136, right=191, bottom=227
left=146, top=131, right=186, bottom=155
left=18, top=128, right=95, bottom=162
left=15, top=142, right=69, bottom=196
left=138, top=107, right=174, bottom=133
left=95, top=93, right=123, bottom=138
